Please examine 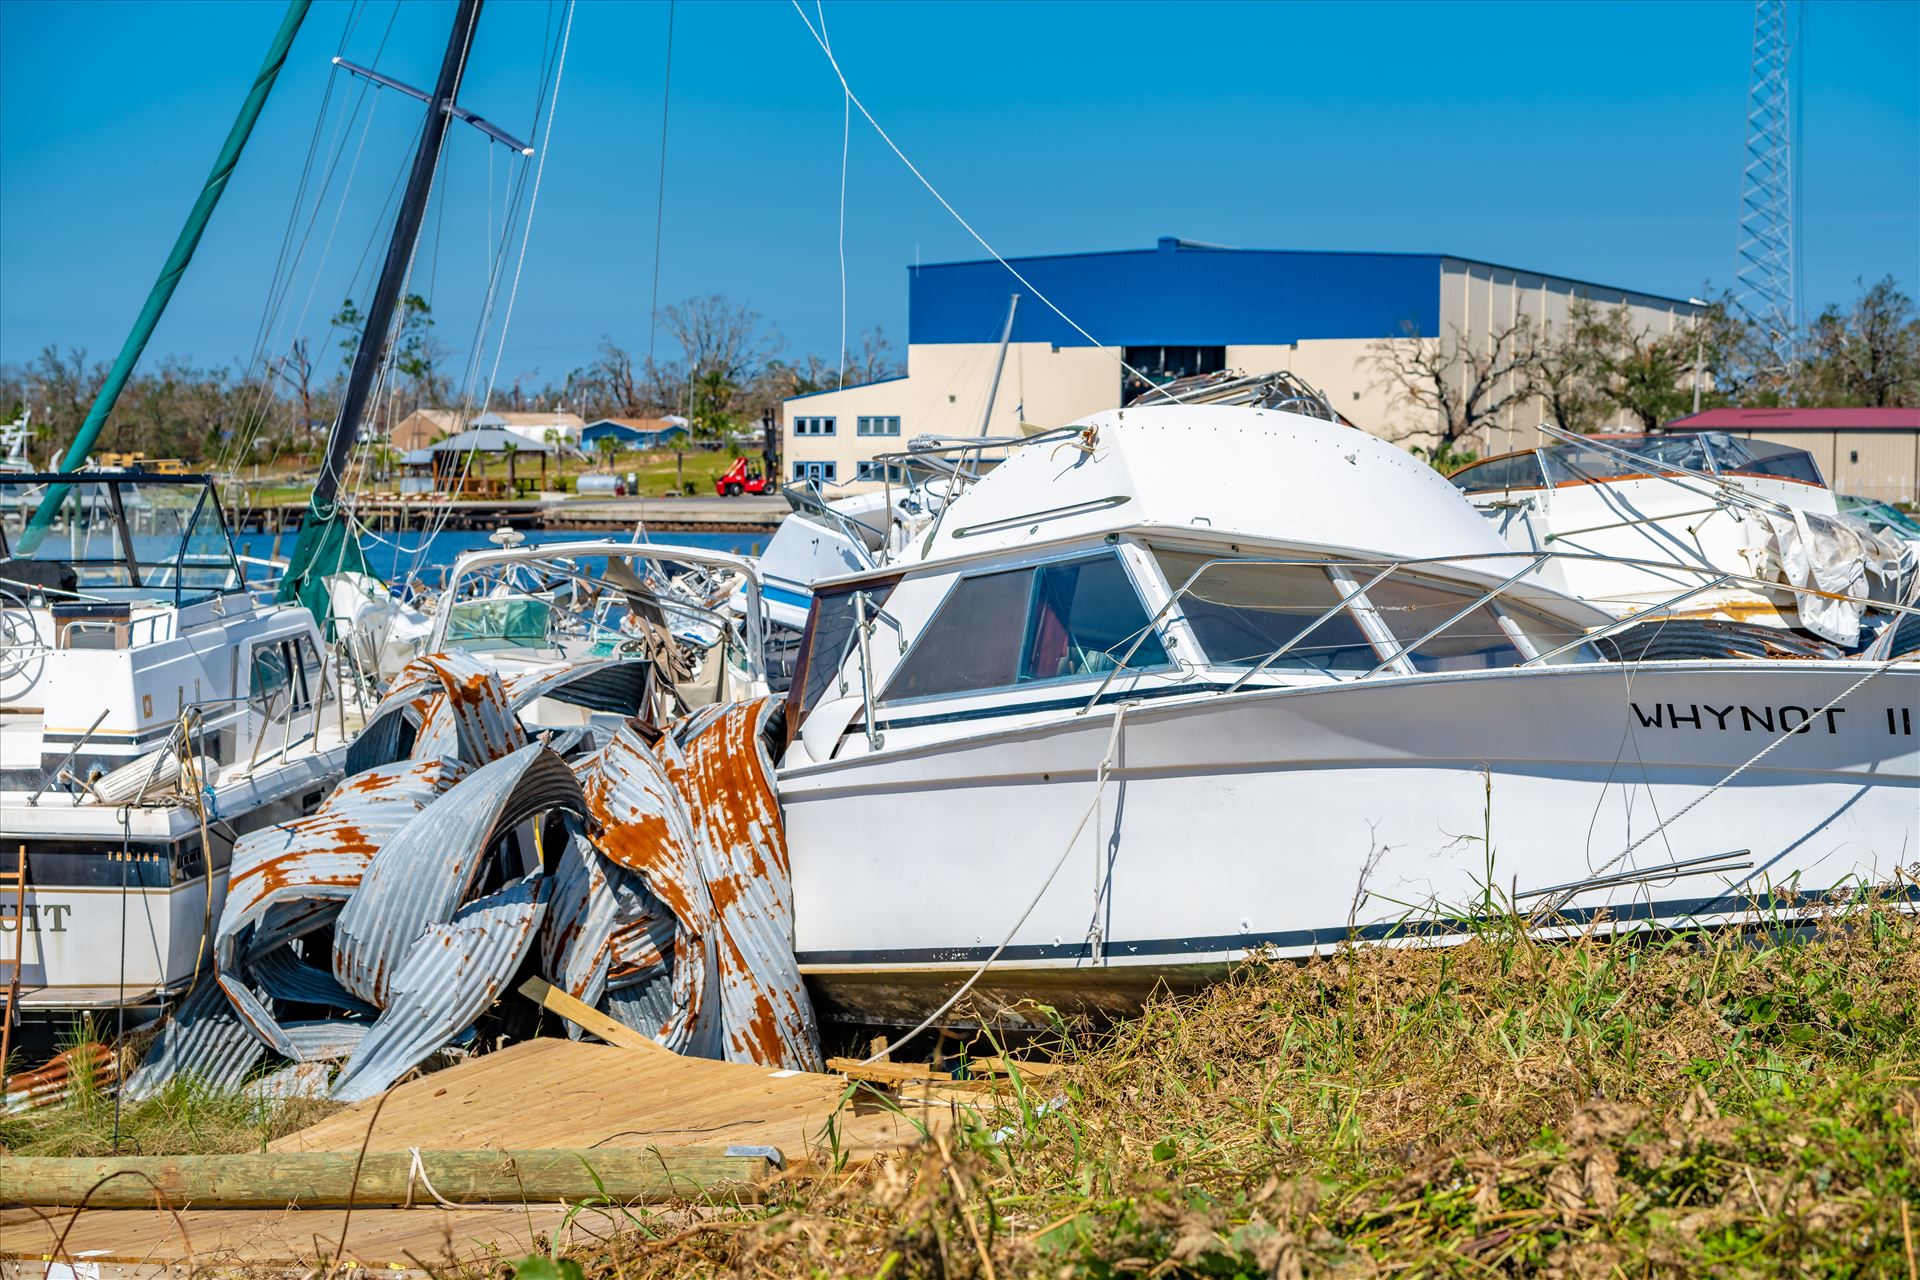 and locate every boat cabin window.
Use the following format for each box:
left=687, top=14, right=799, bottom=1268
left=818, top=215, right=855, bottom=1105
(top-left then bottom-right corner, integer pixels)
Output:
left=1447, top=451, right=1548, bottom=495
left=249, top=636, right=321, bottom=714
left=794, top=580, right=899, bottom=716
left=1365, top=578, right=1525, bottom=673
left=1152, top=549, right=1376, bottom=672
left=884, top=554, right=1168, bottom=702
